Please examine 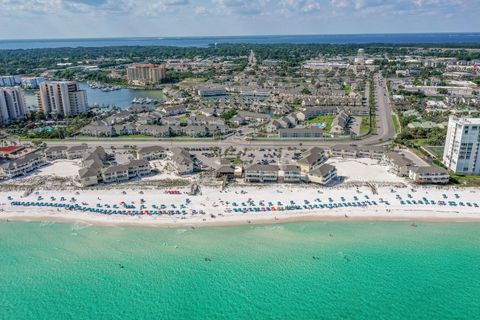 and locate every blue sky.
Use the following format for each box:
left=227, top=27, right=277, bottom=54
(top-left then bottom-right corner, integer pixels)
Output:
left=0, top=0, right=478, bottom=39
